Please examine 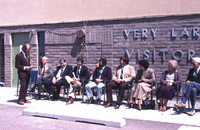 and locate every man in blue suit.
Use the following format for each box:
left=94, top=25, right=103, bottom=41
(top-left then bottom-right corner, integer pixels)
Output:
left=85, top=58, right=112, bottom=105
left=52, top=58, right=73, bottom=100
left=66, top=57, right=90, bottom=104
left=175, top=57, right=200, bottom=116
